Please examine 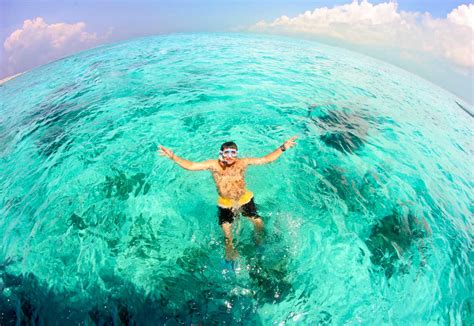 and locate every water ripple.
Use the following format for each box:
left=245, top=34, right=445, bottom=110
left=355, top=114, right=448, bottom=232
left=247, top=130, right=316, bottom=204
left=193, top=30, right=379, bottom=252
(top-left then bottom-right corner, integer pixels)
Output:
left=0, top=33, right=472, bottom=324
